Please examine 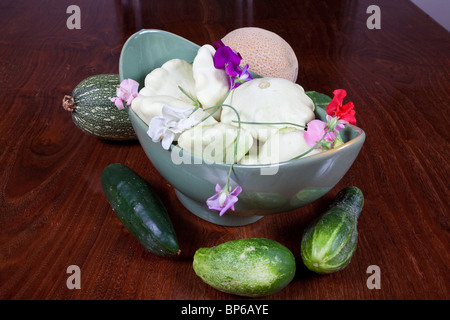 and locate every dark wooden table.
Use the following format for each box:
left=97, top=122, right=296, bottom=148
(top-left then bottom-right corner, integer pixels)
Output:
left=1, top=0, right=448, bottom=301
